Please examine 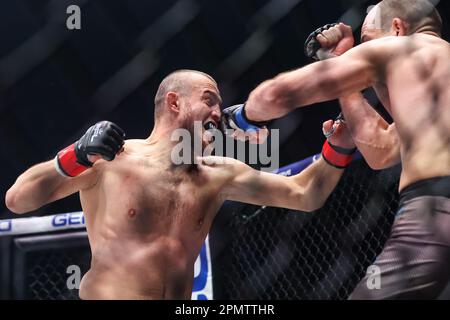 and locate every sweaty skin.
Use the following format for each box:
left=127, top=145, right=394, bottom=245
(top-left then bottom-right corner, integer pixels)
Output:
left=245, top=33, right=450, bottom=191
left=78, top=140, right=224, bottom=299
left=80, top=136, right=348, bottom=299
left=5, top=71, right=353, bottom=299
